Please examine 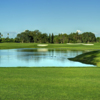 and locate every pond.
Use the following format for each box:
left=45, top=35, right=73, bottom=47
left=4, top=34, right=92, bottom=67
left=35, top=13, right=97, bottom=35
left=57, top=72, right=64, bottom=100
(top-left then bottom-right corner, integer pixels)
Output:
left=0, top=48, right=96, bottom=67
